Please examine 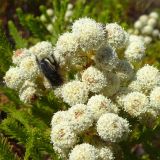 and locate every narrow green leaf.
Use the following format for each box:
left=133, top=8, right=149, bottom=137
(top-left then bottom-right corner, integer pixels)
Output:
left=8, top=21, right=28, bottom=49
left=0, top=28, right=12, bottom=74
left=0, top=135, right=20, bottom=160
